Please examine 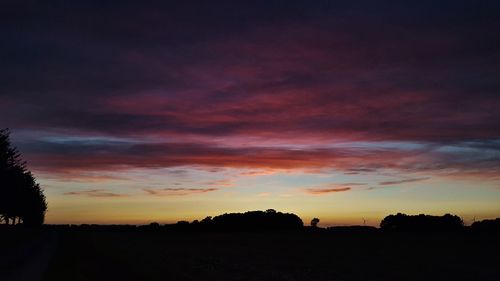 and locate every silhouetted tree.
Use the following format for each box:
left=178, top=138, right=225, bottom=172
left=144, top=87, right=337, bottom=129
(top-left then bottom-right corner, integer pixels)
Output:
left=0, top=129, right=47, bottom=225
left=311, top=217, right=320, bottom=227
left=380, top=213, right=463, bottom=231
